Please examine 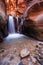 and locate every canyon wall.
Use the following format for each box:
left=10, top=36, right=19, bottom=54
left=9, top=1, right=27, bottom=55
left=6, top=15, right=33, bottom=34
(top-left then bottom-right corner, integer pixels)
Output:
left=0, top=0, right=8, bottom=42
